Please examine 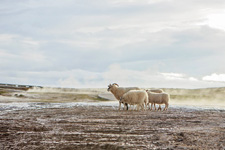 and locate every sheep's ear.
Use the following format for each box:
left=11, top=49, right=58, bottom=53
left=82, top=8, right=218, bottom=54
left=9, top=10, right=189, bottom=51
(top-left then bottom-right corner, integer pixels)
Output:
left=108, top=84, right=113, bottom=88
